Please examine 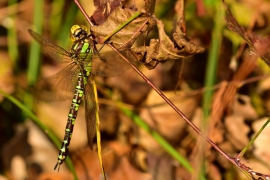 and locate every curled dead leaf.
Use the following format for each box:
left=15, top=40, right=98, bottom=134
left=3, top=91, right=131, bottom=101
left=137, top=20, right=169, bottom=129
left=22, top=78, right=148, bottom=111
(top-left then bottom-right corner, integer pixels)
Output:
left=90, top=7, right=204, bottom=70
left=131, top=18, right=205, bottom=69
left=90, top=6, right=156, bottom=50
